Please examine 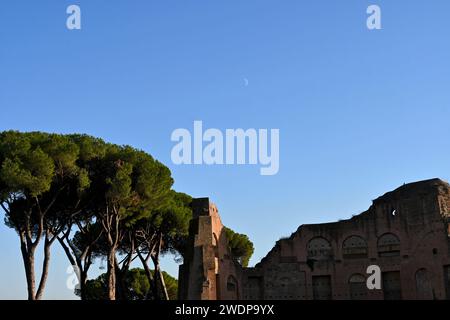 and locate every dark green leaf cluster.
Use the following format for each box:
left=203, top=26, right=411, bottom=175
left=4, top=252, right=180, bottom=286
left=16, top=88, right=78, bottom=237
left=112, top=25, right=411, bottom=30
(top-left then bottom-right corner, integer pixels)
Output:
left=223, top=226, right=255, bottom=267
left=80, top=268, right=178, bottom=300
